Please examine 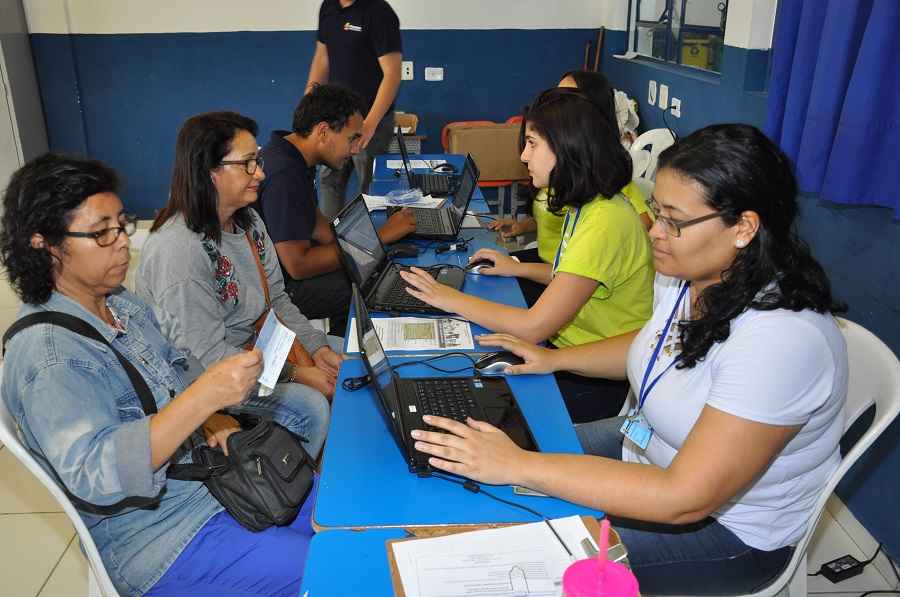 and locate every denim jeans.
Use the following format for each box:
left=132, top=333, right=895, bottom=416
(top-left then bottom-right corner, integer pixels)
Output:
left=318, top=112, right=395, bottom=219
left=575, top=417, right=793, bottom=595
left=226, top=335, right=342, bottom=459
